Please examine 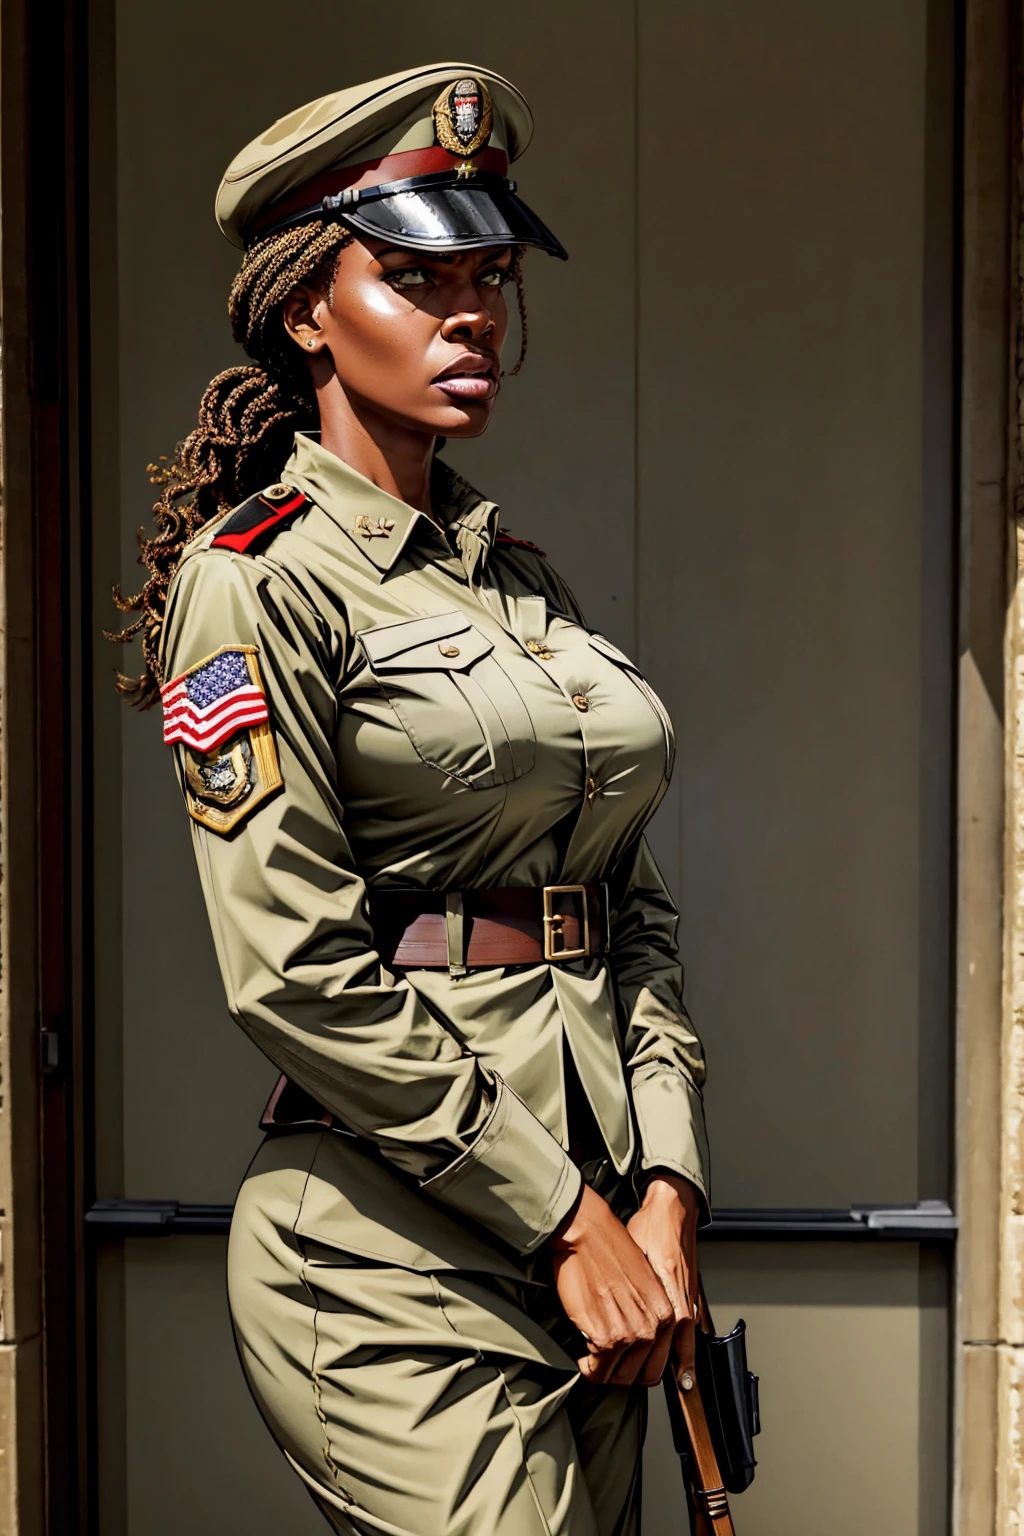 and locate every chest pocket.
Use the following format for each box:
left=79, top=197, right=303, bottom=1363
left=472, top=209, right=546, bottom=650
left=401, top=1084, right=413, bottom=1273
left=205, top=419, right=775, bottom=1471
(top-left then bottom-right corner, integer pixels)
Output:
left=358, top=611, right=536, bottom=789
left=587, top=633, right=676, bottom=780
